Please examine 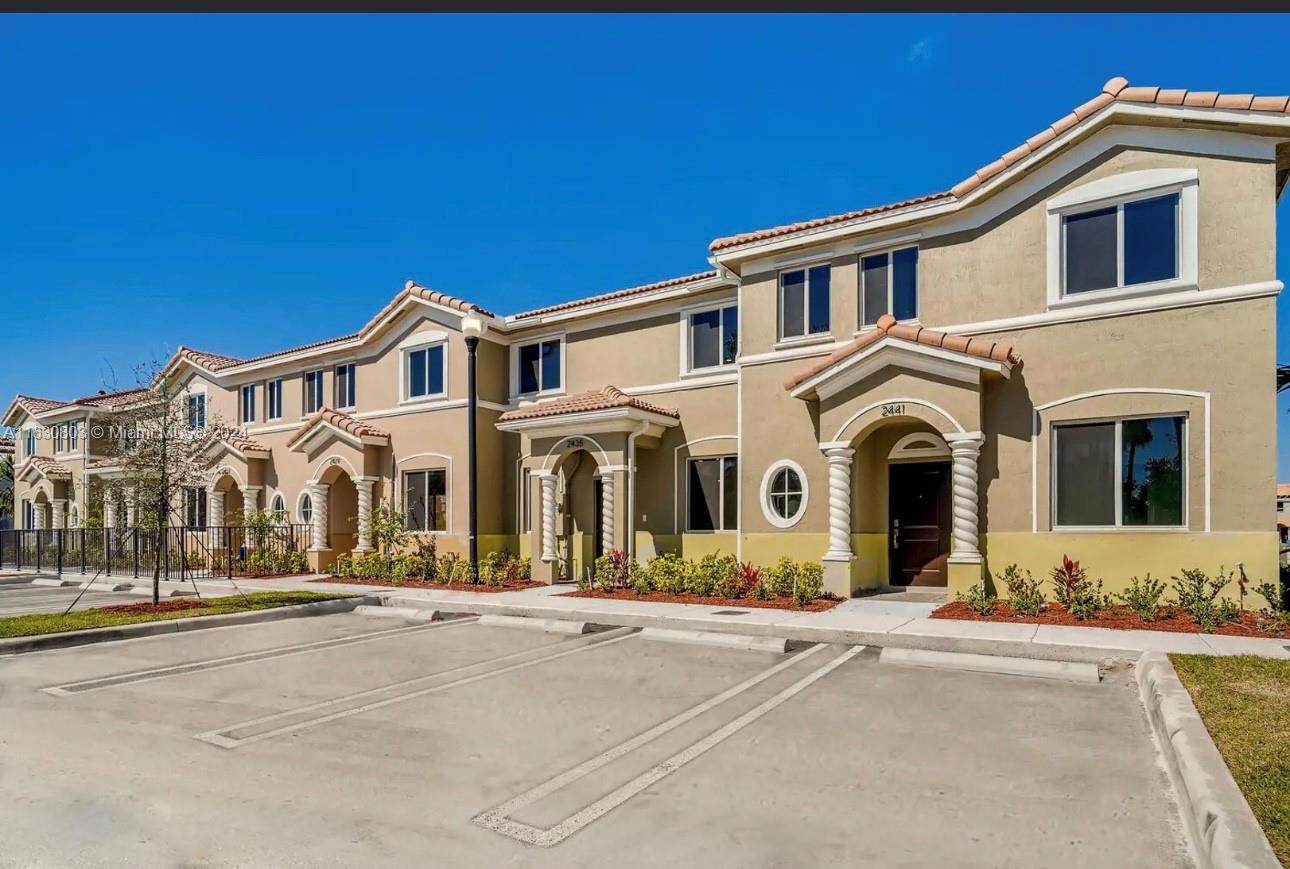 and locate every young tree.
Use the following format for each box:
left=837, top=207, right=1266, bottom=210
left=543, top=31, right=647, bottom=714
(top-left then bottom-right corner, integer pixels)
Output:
left=0, top=444, right=13, bottom=528
left=105, top=358, right=223, bottom=604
